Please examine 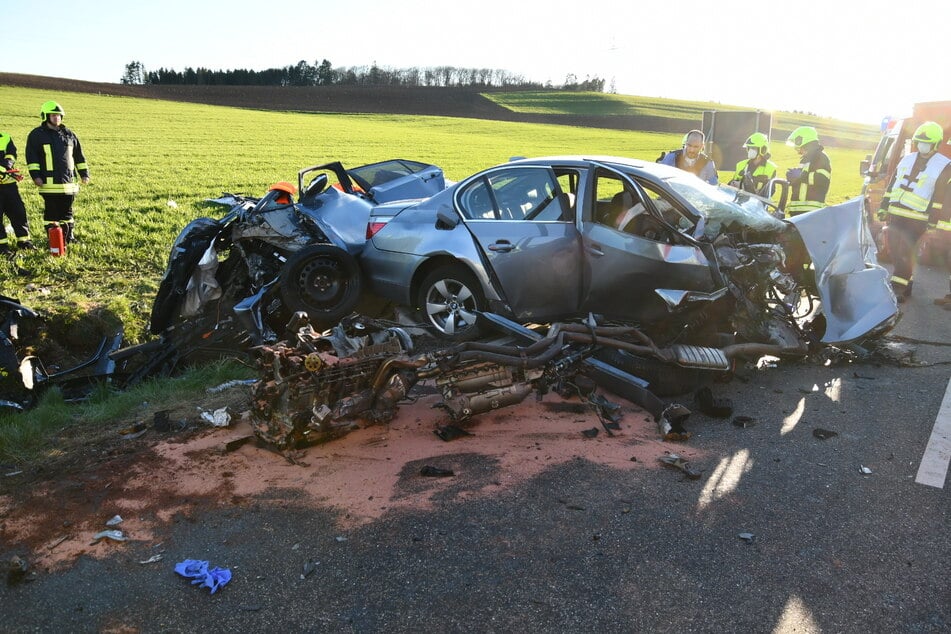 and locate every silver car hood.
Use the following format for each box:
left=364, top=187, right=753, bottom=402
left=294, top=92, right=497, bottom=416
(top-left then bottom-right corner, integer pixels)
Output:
left=787, top=197, right=899, bottom=344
